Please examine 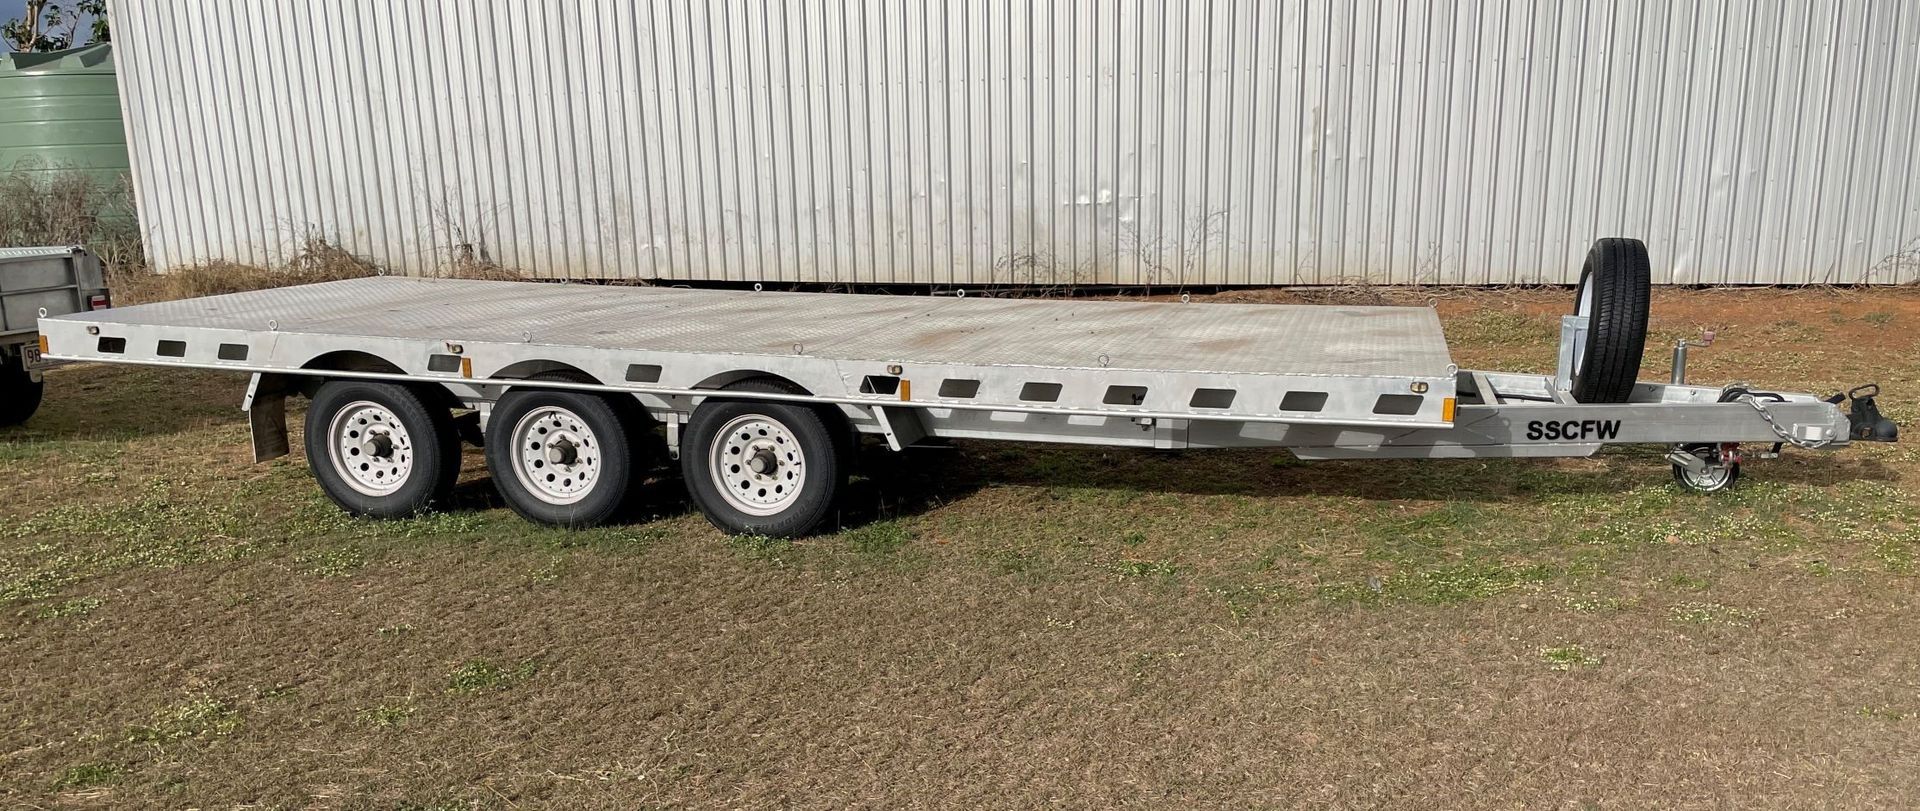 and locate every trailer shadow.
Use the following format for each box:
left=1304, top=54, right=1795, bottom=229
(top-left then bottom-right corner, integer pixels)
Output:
left=424, top=435, right=1899, bottom=535
left=443, top=469, right=698, bottom=524
left=824, top=440, right=1903, bottom=529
